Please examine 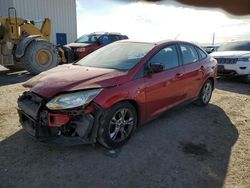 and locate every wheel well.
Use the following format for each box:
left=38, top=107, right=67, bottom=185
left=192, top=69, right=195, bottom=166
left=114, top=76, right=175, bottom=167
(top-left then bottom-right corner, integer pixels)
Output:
left=116, top=99, right=140, bottom=123
left=207, top=77, right=215, bottom=89
left=15, top=35, right=41, bottom=59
